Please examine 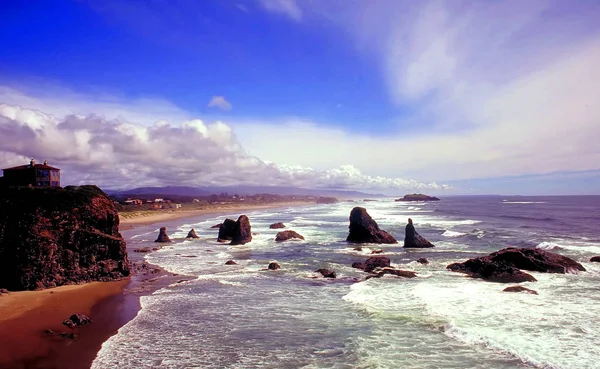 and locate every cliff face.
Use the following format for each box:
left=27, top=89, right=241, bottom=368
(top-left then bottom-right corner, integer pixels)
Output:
left=0, top=185, right=130, bottom=291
